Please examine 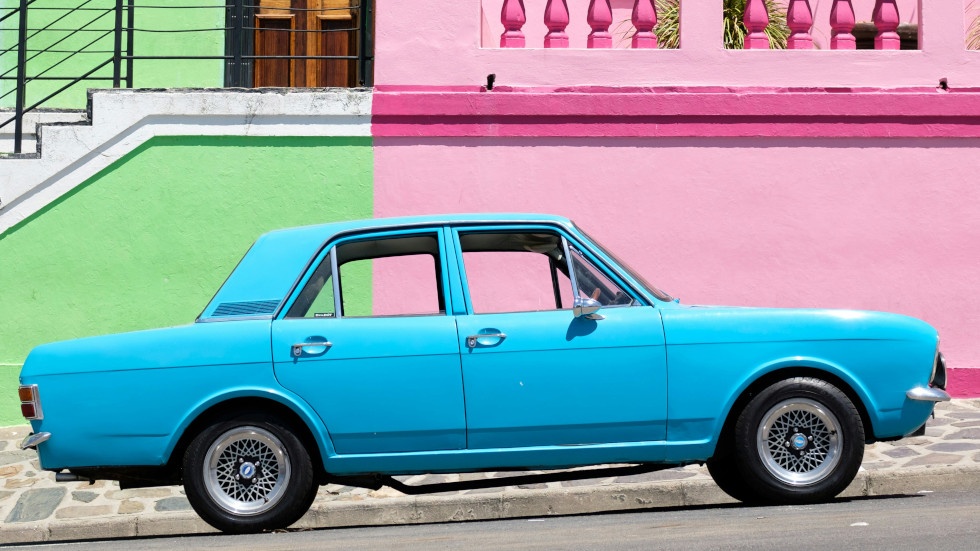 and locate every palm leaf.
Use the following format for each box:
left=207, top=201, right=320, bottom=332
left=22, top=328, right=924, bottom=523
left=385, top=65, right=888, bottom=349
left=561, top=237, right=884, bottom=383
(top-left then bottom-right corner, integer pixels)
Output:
left=969, top=6, right=980, bottom=50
